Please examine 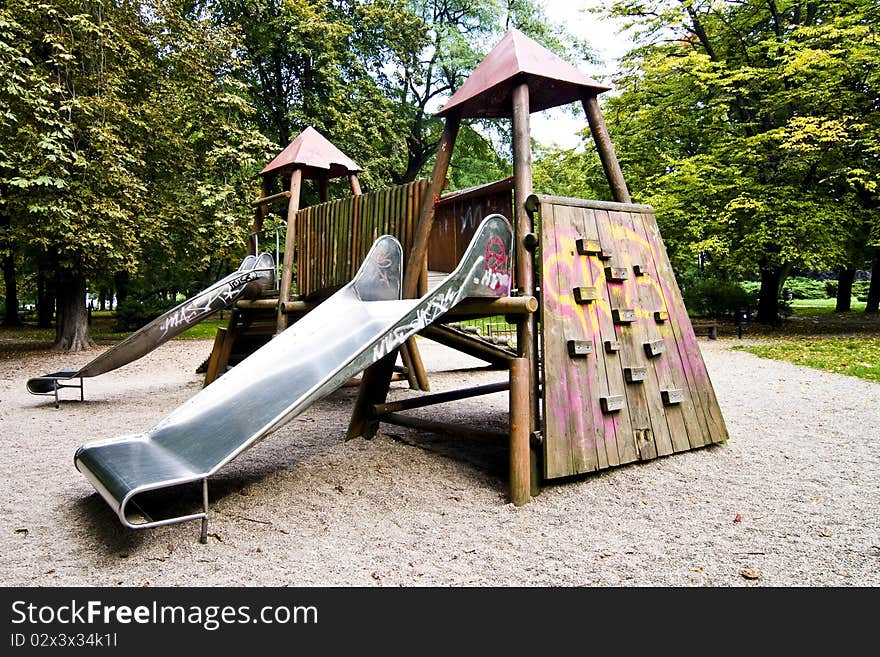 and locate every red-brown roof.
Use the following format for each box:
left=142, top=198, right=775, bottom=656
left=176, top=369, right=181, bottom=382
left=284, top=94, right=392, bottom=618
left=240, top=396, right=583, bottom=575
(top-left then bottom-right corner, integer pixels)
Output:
left=260, top=126, right=363, bottom=178
left=437, top=28, right=610, bottom=119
